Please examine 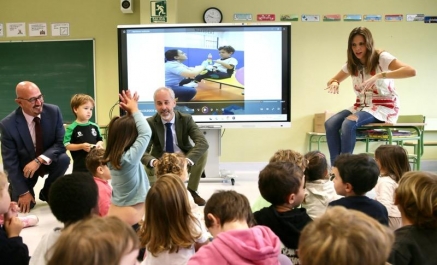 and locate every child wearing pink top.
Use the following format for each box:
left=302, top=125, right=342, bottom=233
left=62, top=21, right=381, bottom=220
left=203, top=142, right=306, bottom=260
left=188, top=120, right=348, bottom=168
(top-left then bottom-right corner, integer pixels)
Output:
left=86, top=148, right=112, bottom=216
